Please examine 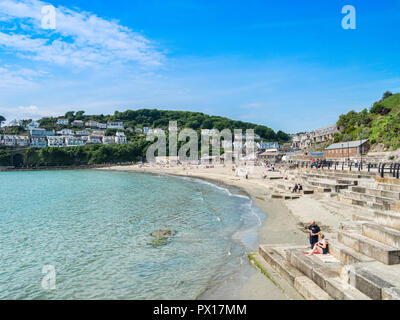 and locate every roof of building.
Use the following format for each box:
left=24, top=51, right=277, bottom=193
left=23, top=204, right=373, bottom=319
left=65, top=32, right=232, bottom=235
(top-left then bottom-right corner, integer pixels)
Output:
left=259, top=151, right=281, bottom=156
left=325, top=139, right=369, bottom=150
